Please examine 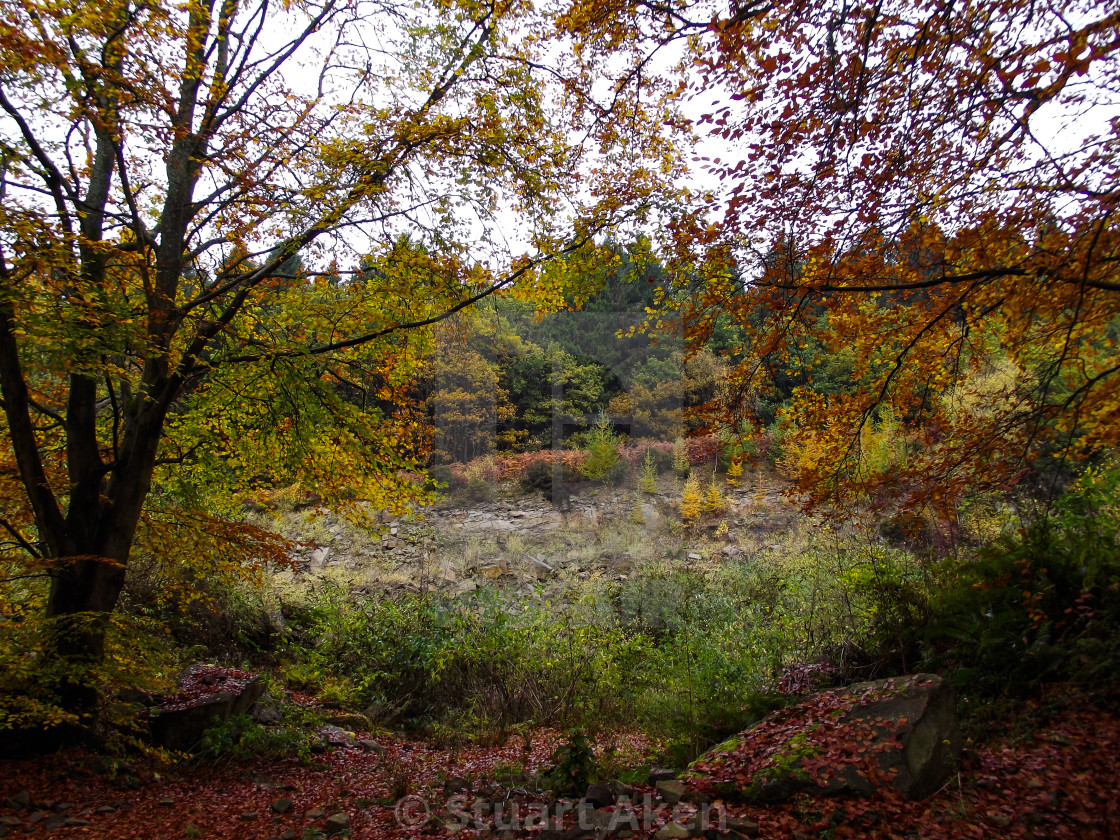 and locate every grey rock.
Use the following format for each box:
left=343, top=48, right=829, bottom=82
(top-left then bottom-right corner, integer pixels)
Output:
left=251, top=696, right=284, bottom=725
left=529, top=556, right=556, bottom=577
left=324, top=812, right=349, bottom=835
left=318, top=725, right=358, bottom=748
left=607, top=780, right=636, bottom=800
left=325, top=712, right=371, bottom=731
left=453, top=580, right=478, bottom=596
left=609, top=557, right=634, bottom=574
left=150, top=667, right=265, bottom=752
left=583, top=784, right=614, bottom=809
left=444, top=777, right=471, bottom=795
left=43, top=814, right=67, bottom=831
left=843, top=673, right=961, bottom=799
left=655, top=780, right=686, bottom=804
